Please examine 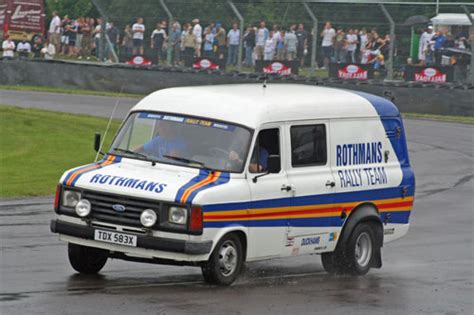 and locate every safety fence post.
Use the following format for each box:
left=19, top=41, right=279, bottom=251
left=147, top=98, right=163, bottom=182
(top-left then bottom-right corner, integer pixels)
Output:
left=303, top=1, right=318, bottom=77
left=228, top=0, right=244, bottom=72
left=379, top=4, right=395, bottom=81
left=159, top=0, right=174, bottom=65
